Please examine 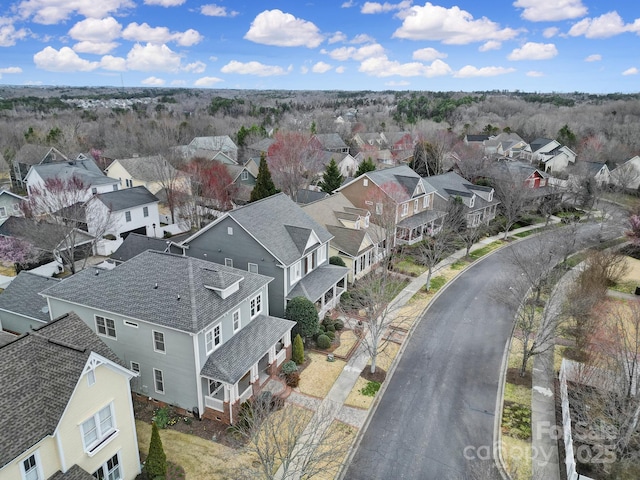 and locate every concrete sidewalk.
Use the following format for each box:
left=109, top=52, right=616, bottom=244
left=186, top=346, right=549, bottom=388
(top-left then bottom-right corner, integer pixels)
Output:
left=277, top=219, right=561, bottom=480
